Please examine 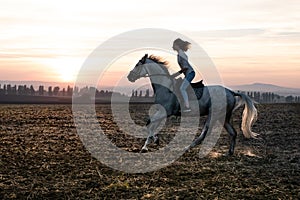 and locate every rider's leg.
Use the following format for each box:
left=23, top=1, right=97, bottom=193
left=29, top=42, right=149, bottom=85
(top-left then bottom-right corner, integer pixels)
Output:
left=180, top=71, right=195, bottom=109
